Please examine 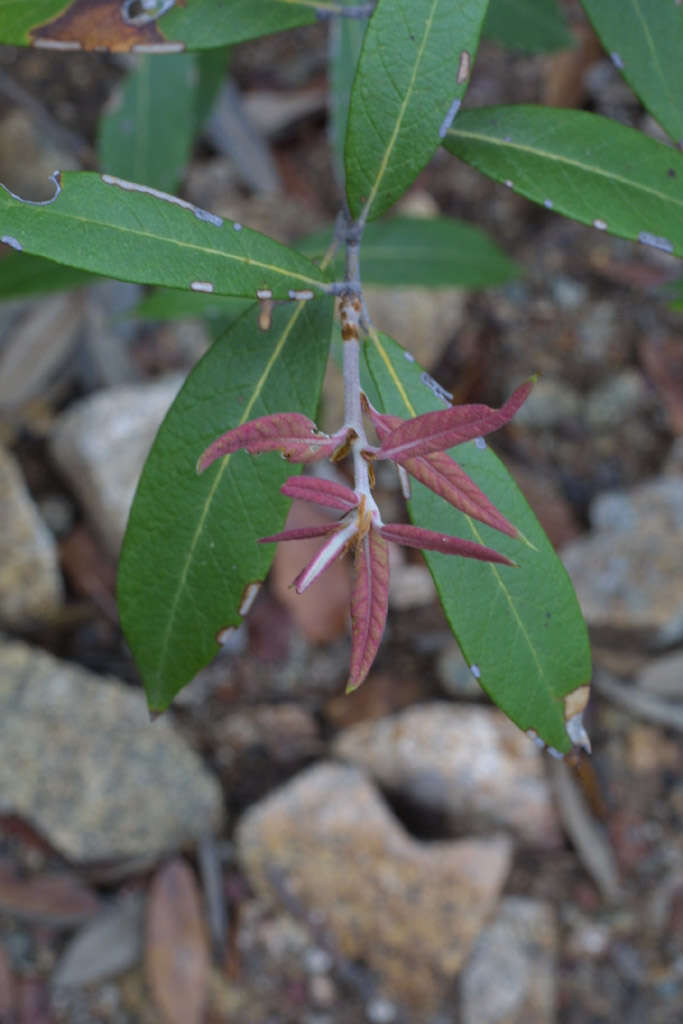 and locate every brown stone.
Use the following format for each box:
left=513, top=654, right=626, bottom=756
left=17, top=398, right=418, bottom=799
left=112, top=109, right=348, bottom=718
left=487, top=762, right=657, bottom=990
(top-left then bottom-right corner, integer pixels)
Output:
left=237, top=762, right=512, bottom=1014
